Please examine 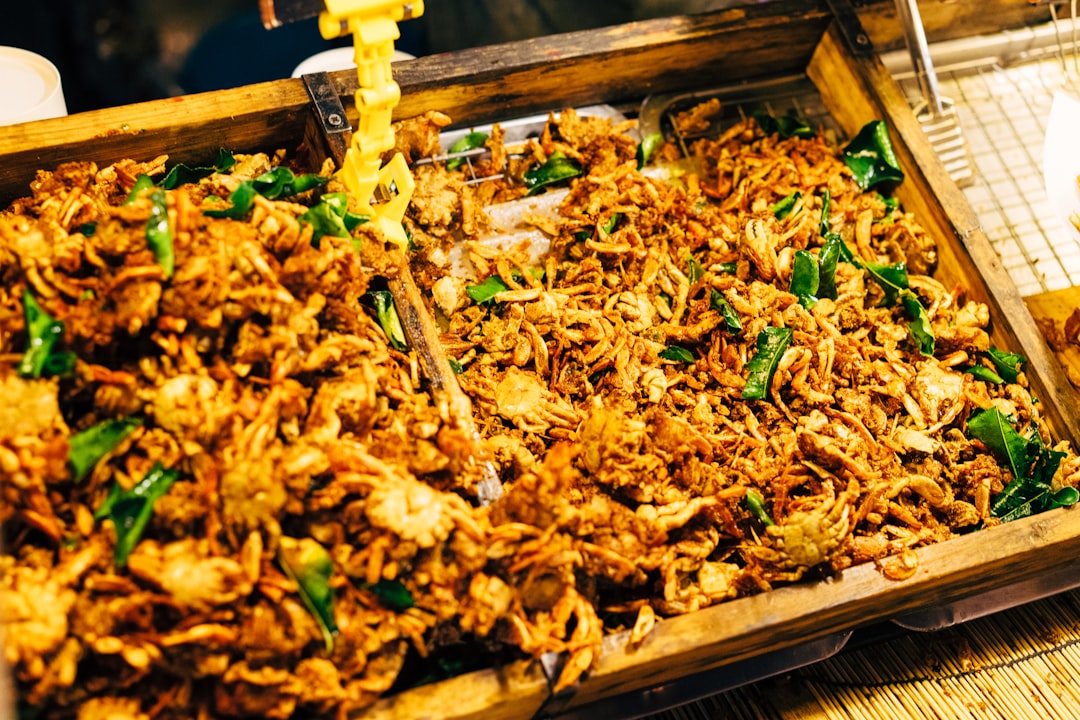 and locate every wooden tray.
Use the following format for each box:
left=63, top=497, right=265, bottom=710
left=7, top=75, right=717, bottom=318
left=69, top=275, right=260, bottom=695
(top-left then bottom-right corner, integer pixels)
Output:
left=5, top=2, right=1080, bottom=718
